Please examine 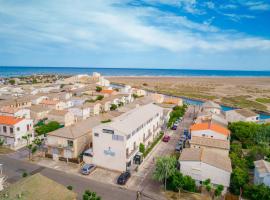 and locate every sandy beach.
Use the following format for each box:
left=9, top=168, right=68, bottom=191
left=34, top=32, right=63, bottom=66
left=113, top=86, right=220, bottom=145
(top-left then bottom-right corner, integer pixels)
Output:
left=108, top=76, right=270, bottom=112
